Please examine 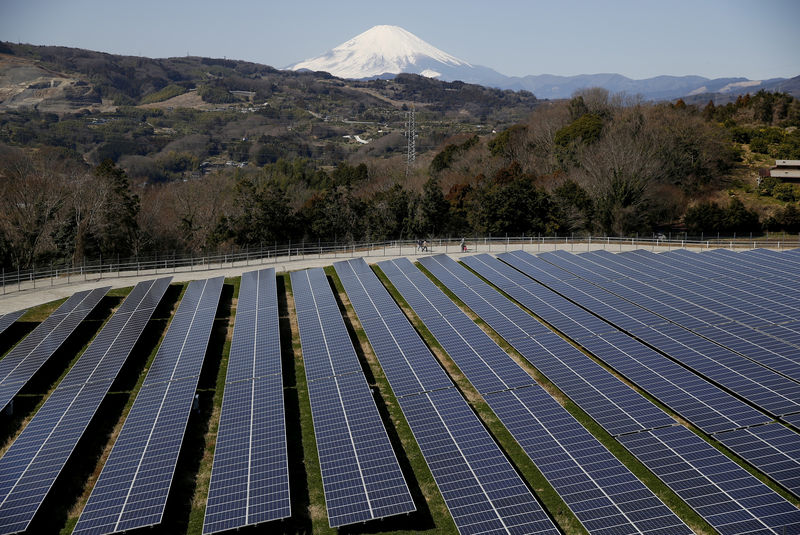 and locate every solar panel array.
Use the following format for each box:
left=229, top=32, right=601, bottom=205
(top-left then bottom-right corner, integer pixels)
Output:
left=290, top=268, right=414, bottom=527
left=463, top=253, right=768, bottom=435
left=533, top=248, right=800, bottom=498
left=0, top=277, right=171, bottom=535
left=334, top=258, right=559, bottom=535
left=533, top=249, right=800, bottom=418
left=451, top=253, right=800, bottom=534
left=0, top=310, right=26, bottom=337
left=0, top=287, right=109, bottom=413
left=619, top=426, right=800, bottom=535
left=418, top=254, right=675, bottom=437
left=380, top=257, right=690, bottom=535
left=74, top=276, right=223, bottom=535
left=203, top=268, right=290, bottom=534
